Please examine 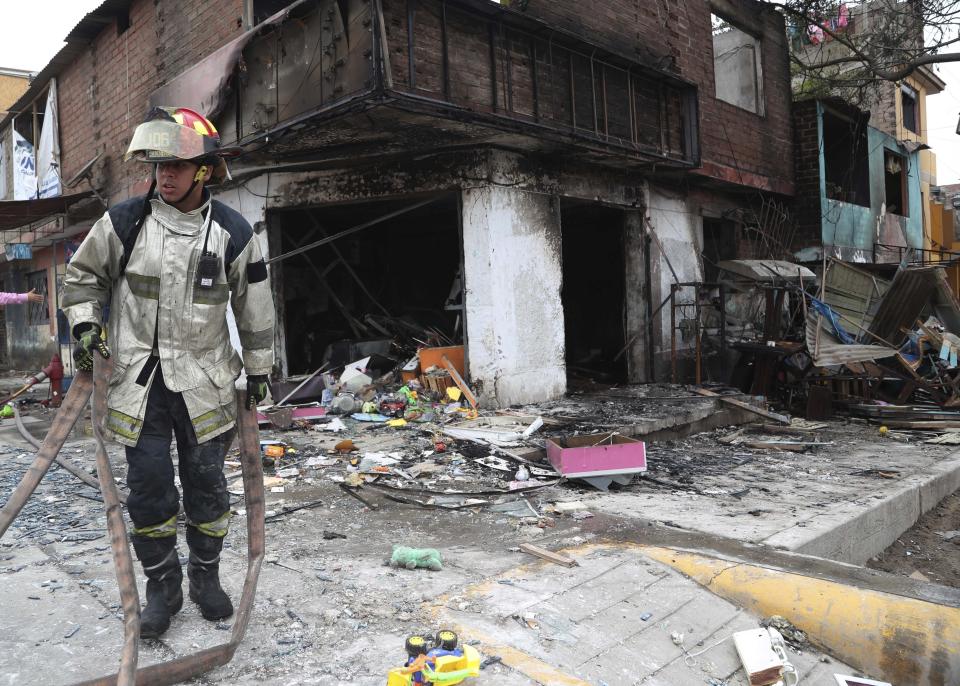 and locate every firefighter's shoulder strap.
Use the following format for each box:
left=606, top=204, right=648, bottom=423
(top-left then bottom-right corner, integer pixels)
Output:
left=109, top=180, right=156, bottom=277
